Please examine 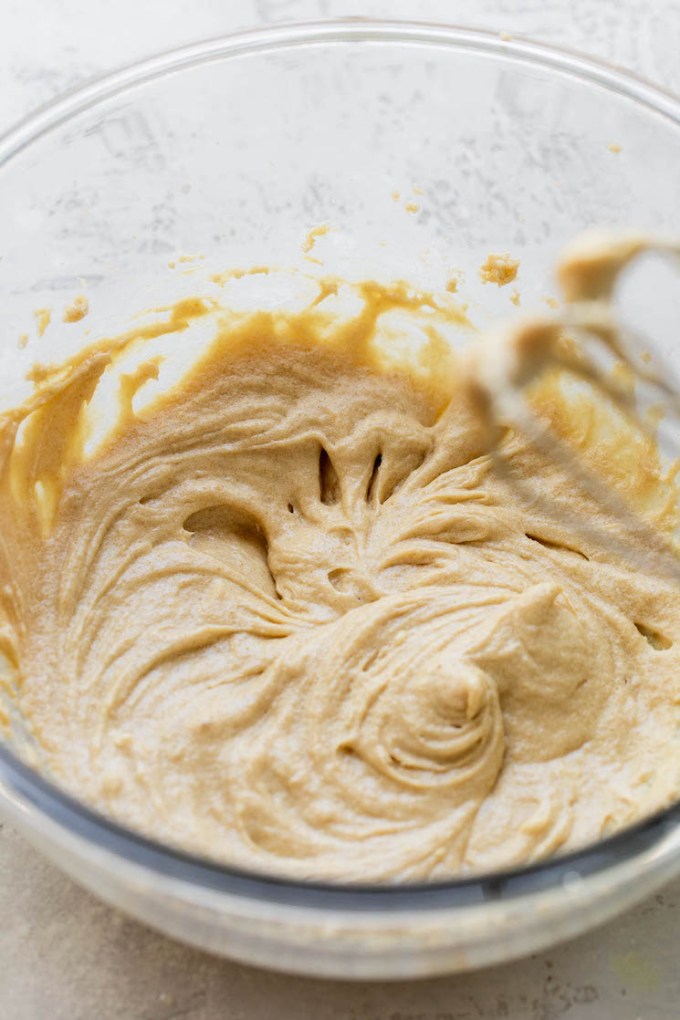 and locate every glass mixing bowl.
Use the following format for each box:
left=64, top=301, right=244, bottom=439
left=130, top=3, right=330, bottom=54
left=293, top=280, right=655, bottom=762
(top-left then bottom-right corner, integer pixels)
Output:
left=1, top=19, right=680, bottom=980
